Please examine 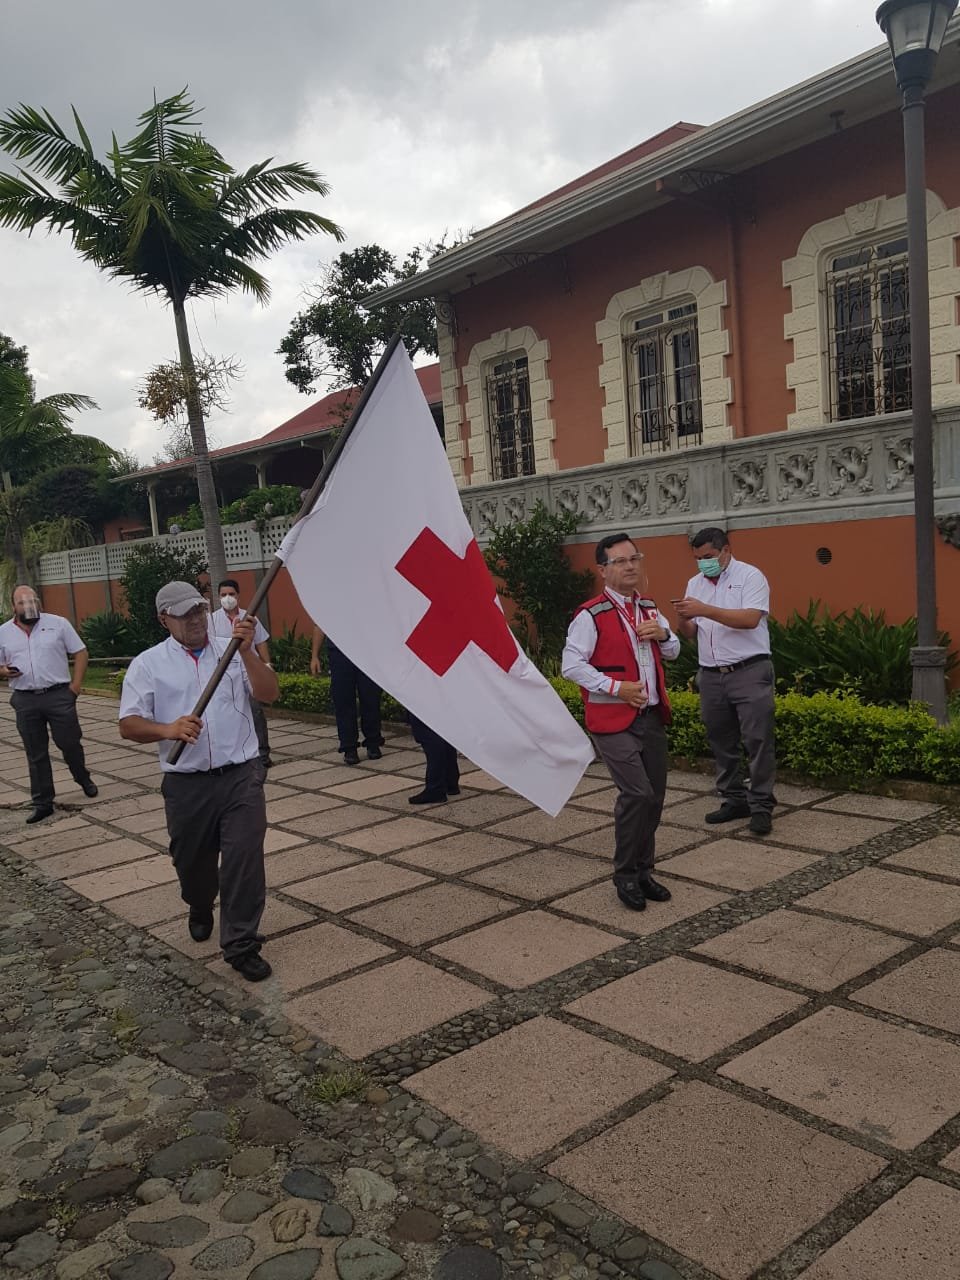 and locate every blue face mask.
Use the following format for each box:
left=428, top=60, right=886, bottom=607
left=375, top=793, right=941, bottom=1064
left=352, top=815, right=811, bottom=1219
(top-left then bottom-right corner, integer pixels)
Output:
left=697, top=556, right=723, bottom=579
